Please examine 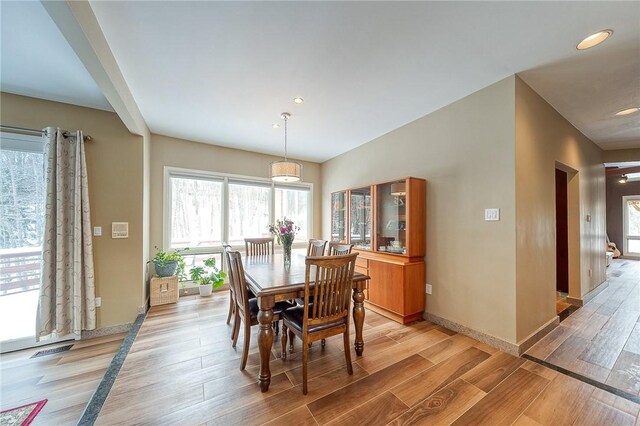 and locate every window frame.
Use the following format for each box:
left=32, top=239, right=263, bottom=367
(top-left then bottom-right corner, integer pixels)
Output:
left=163, top=166, right=313, bottom=255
